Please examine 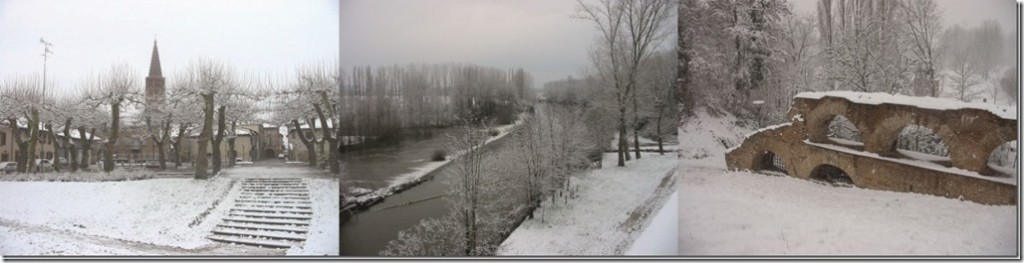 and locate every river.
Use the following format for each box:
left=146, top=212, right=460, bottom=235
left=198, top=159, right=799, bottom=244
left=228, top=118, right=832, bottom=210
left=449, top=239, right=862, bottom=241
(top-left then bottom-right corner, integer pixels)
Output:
left=340, top=126, right=514, bottom=256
